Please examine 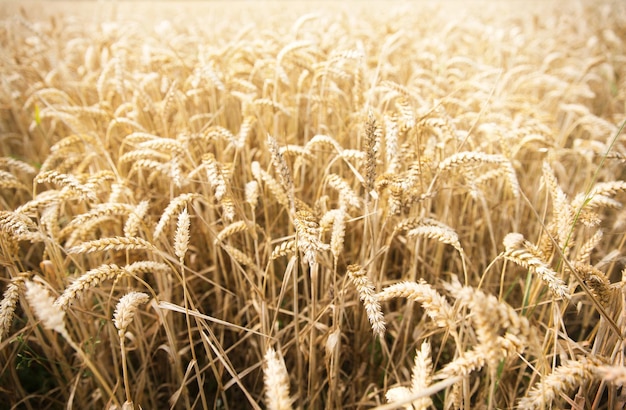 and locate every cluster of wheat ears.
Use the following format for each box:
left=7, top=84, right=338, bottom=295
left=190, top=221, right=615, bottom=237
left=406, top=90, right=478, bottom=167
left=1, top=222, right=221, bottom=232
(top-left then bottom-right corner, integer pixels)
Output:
left=1, top=1, right=626, bottom=409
